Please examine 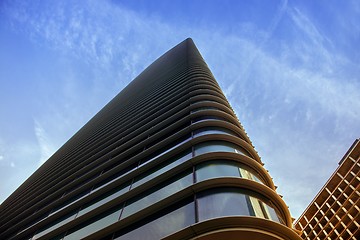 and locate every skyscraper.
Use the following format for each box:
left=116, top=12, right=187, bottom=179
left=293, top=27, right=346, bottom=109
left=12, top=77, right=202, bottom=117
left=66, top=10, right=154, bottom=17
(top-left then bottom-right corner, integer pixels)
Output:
left=295, top=139, right=359, bottom=239
left=0, top=39, right=301, bottom=240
